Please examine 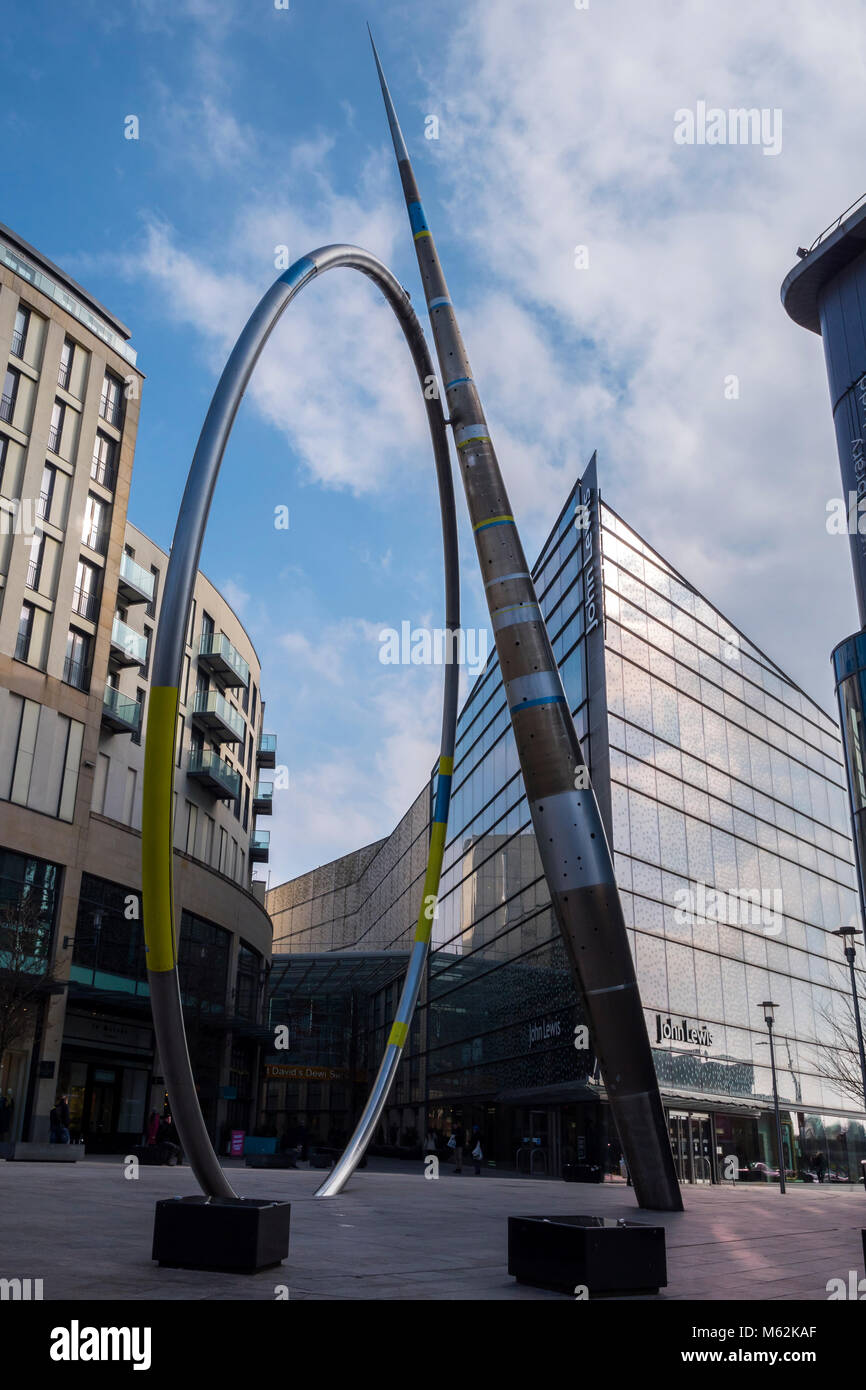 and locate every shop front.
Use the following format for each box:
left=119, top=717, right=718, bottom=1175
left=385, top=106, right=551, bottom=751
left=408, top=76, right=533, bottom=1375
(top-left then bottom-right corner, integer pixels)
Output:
left=427, top=1083, right=612, bottom=1177
left=663, top=1102, right=866, bottom=1184
left=58, top=1011, right=155, bottom=1151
